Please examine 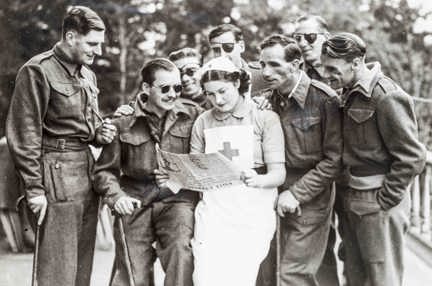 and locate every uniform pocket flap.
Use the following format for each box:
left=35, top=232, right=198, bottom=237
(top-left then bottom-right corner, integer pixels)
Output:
left=119, top=131, right=151, bottom=145
left=291, top=116, right=321, bottom=131
left=348, top=199, right=381, bottom=216
left=348, top=108, right=375, bottom=124
left=169, top=124, right=192, bottom=138
left=51, top=82, right=80, bottom=97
